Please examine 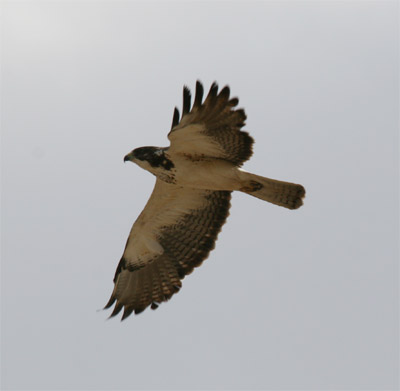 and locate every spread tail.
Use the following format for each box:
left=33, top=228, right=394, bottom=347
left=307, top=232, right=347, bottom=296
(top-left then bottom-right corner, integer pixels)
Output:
left=239, top=172, right=305, bottom=210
